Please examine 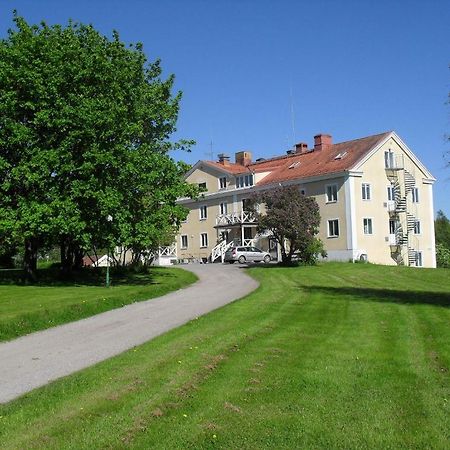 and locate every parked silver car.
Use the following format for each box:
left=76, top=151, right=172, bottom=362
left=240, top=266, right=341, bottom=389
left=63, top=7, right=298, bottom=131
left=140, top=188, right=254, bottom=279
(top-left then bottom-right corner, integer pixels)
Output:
left=224, top=246, right=271, bottom=264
